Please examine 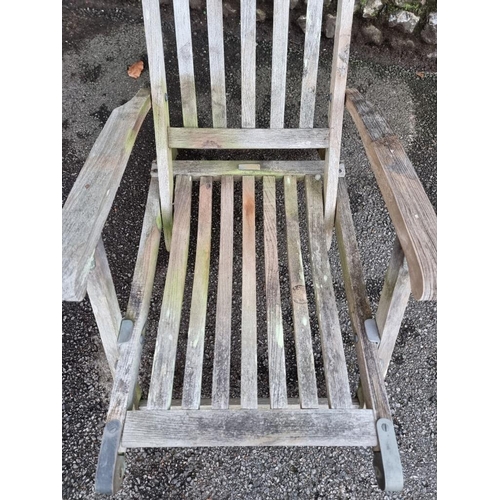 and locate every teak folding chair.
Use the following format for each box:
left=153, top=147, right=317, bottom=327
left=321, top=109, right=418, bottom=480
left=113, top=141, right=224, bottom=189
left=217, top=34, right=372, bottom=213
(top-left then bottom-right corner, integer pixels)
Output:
left=62, top=0, right=437, bottom=494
